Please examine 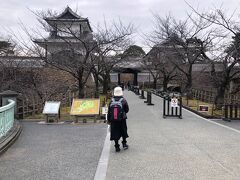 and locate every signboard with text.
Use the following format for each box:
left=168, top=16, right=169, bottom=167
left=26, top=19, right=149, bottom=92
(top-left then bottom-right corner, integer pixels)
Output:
left=171, top=98, right=178, bottom=108
left=43, top=101, right=61, bottom=114
left=199, top=105, right=209, bottom=112
left=102, top=107, right=108, bottom=115
left=70, top=99, right=100, bottom=116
